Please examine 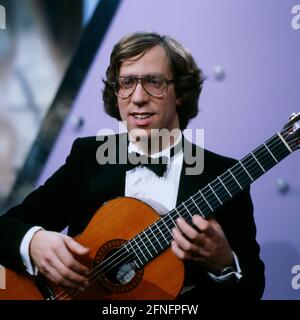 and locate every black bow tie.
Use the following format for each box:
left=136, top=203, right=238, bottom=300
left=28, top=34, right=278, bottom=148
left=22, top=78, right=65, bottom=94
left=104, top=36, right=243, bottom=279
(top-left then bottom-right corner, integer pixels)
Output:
left=126, top=152, right=169, bottom=177
left=125, top=141, right=182, bottom=177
